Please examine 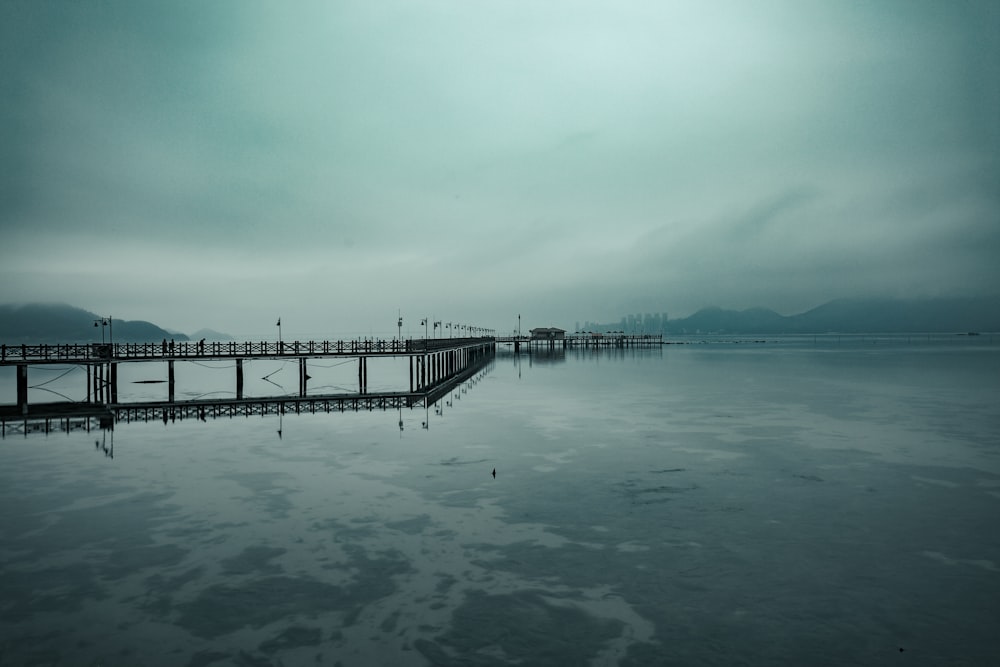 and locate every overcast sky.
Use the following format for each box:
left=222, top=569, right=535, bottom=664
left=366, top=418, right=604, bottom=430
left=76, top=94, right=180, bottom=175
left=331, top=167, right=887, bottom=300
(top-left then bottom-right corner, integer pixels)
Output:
left=2, top=0, right=998, bottom=337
